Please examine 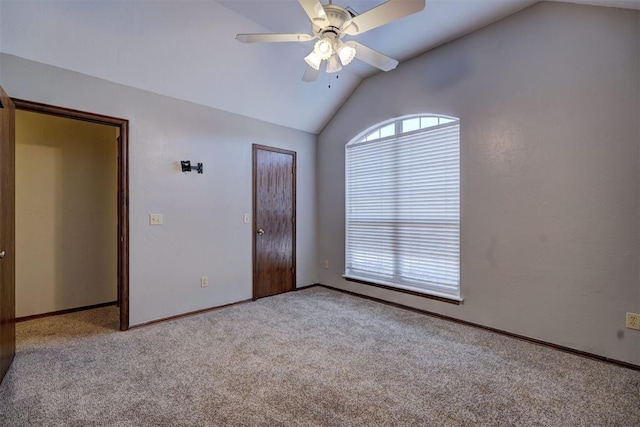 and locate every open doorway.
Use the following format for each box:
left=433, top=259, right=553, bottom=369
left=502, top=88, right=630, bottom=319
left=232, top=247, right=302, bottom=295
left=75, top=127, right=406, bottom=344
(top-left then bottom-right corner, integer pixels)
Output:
left=13, top=100, right=129, bottom=331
